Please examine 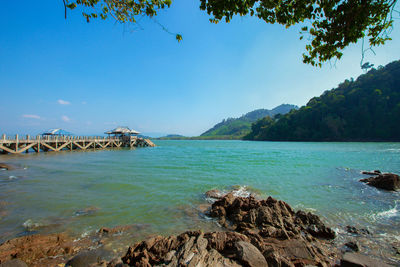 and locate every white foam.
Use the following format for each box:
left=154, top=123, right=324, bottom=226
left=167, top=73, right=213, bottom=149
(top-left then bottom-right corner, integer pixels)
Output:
left=377, top=207, right=398, bottom=218
left=375, top=201, right=399, bottom=219
left=231, top=186, right=252, bottom=198
left=22, top=219, right=42, bottom=230
left=8, top=176, right=17, bottom=180
left=74, top=228, right=93, bottom=242
left=384, top=148, right=400, bottom=152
